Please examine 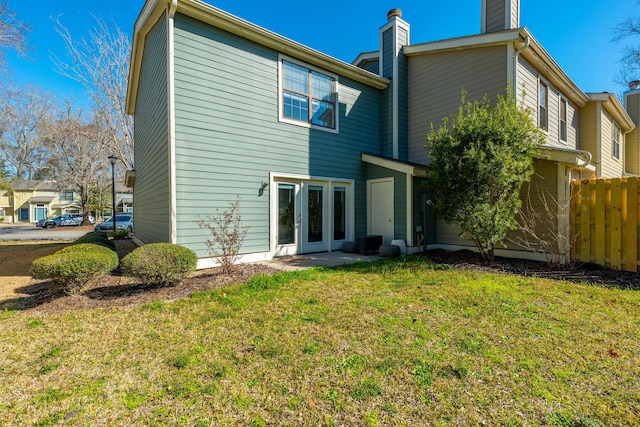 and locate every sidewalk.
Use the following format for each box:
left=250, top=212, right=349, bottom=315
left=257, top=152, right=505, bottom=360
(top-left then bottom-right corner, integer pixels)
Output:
left=261, top=251, right=381, bottom=271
